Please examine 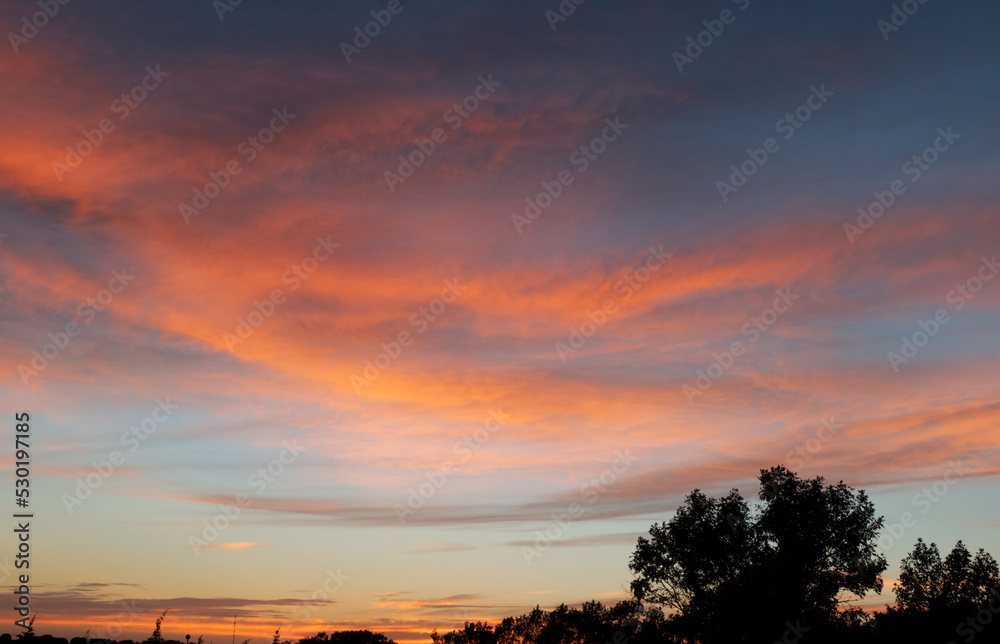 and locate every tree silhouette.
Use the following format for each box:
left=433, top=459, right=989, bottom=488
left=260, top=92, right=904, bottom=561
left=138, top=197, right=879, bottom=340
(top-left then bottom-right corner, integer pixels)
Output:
left=628, top=465, right=887, bottom=643
left=6, top=465, right=998, bottom=644
left=895, top=539, right=1000, bottom=612
left=894, top=538, right=943, bottom=611
left=879, top=538, right=1000, bottom=641
left=431, top=621, right=496, bottom=644
left=431, top=601, right=668, bottom=644
left=300, top=632, right=395, bottom=644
